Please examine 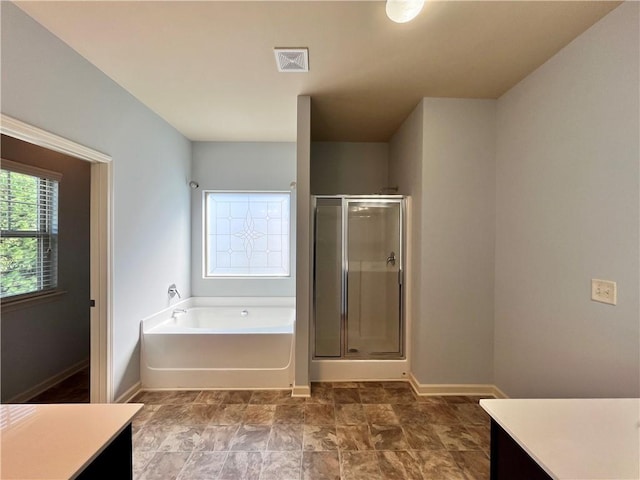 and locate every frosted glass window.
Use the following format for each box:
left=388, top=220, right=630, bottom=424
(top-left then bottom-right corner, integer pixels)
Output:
left=205, top=192, right=290, bottom=277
